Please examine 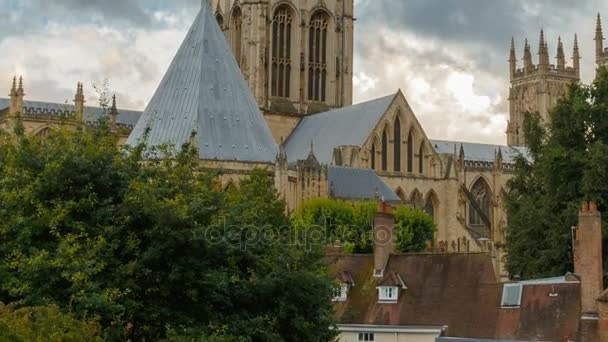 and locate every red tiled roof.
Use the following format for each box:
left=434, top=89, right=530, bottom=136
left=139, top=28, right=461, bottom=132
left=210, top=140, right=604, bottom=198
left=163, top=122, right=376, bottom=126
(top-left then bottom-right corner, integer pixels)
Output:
left=327, top=252, right=582, bottom=341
